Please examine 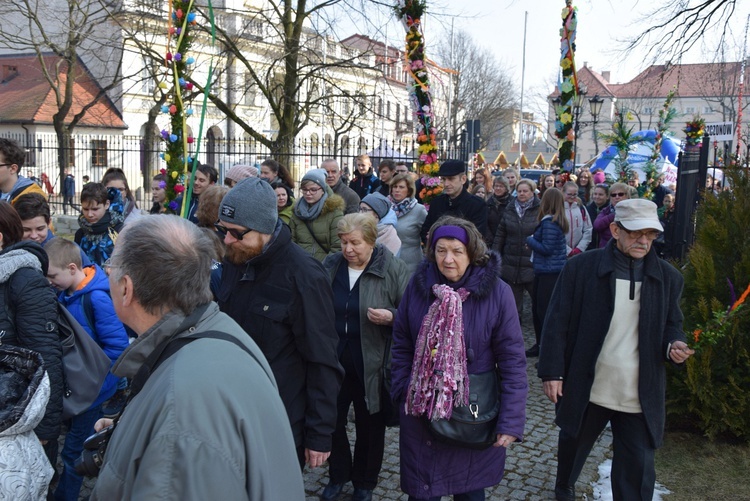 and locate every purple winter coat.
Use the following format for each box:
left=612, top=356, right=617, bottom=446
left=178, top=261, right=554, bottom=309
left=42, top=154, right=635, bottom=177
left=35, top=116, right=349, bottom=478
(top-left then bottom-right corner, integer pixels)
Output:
left=391, top=252, right=528, bottom=497
left=593, top=204, right=615, bottom=248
